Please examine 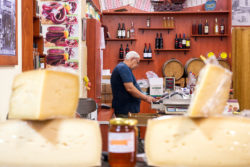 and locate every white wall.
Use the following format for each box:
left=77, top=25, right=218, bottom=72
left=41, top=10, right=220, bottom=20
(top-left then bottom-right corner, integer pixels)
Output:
left=0, top=0, right=22, bottom=120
